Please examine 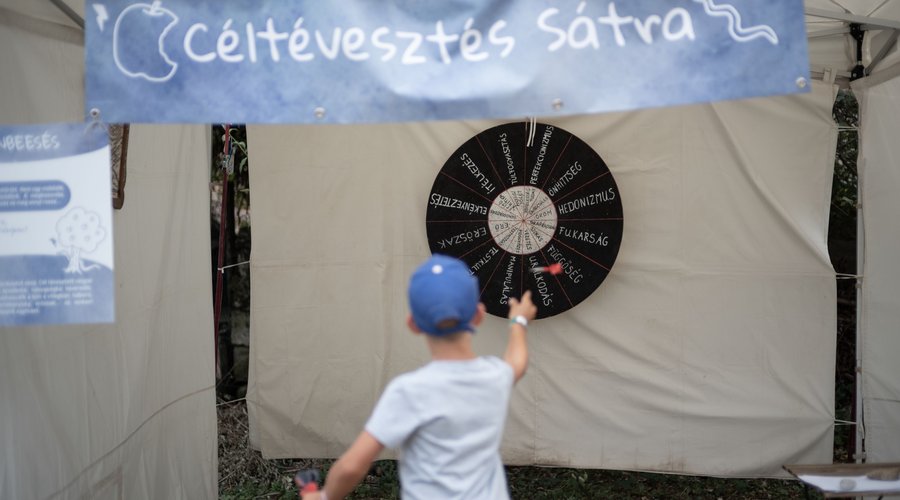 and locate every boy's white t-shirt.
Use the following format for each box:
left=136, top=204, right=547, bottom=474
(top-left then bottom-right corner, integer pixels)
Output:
left=365, top=356, right=514, bottom=500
